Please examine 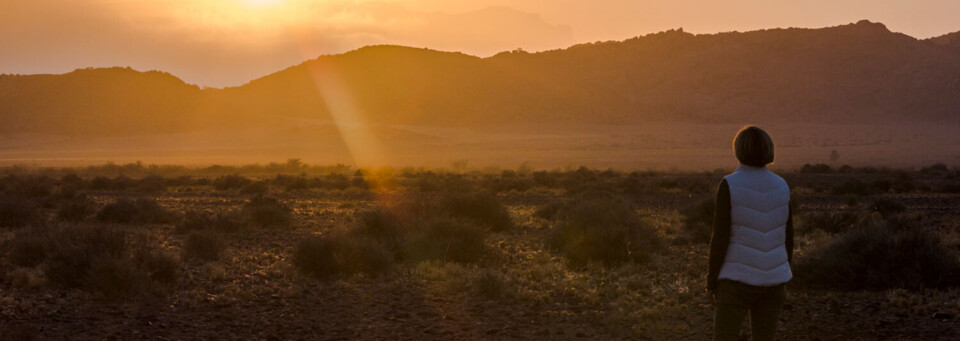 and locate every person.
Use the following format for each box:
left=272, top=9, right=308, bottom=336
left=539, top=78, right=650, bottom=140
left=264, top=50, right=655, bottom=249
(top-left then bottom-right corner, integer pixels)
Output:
left=709, top=126, right=794, bottom=341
